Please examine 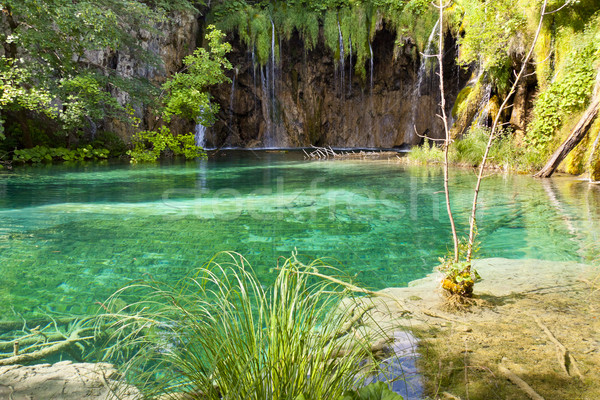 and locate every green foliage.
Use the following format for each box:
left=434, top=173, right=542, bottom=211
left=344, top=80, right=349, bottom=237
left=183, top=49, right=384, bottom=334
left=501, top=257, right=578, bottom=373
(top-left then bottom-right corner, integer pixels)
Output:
left=408, top=138, right=445, bottom=164
left=454, top=0, right=526, bottom=91
left=437, top=239, right=480, bottom=296
left=339, top=382, right=404, bottom=400
left=91, top=131, right=128, bottom=157
left=12, top=145, right=109, bottom=163
left=0, top=0, right=195, bottom=145
left=0, top=59, right=54, bottom=117
left=409, top=128, right=541, bottom=171
left=323, top=10, right=341, bottom=63
left=127, top=26, right=230, bottom=163
left=526, top=13, right=600, bottom=154
left=99, top=252, right=392, bottom=399
left=127, top=126, right=206, bottom=163
left=455, top=0, right=526, bottom=67
left=208, top=0, right=435, bottom=79
left=58, top=73, right=123, bottom=134
left=163, top=26, right=232, bottom=125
